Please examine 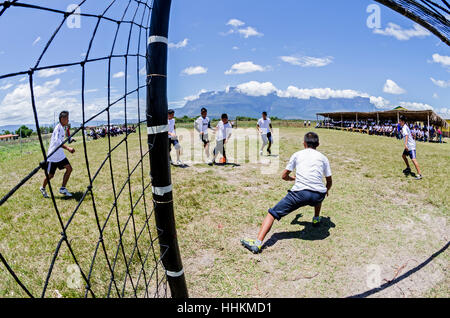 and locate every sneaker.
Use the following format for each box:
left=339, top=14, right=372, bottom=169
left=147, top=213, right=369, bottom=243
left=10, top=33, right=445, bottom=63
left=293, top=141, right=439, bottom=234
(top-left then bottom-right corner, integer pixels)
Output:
left=40, top=187, right=49, bottom=199
left=403, top=167, right=411, bottom=175
left=59, top=187, right=73, bottom=197
left=208, top=161, right=214, bottom=166
left=415, top=174, right=423, bottom=180
left=312, top=216, right=322, bottom=227
left=259, top=150, right=263, bottom=156
left=267, top=149, right=272, bottom=155
left=241, top=239, right=262, bottom=254
left=176, top=160, right=183, bottom=166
